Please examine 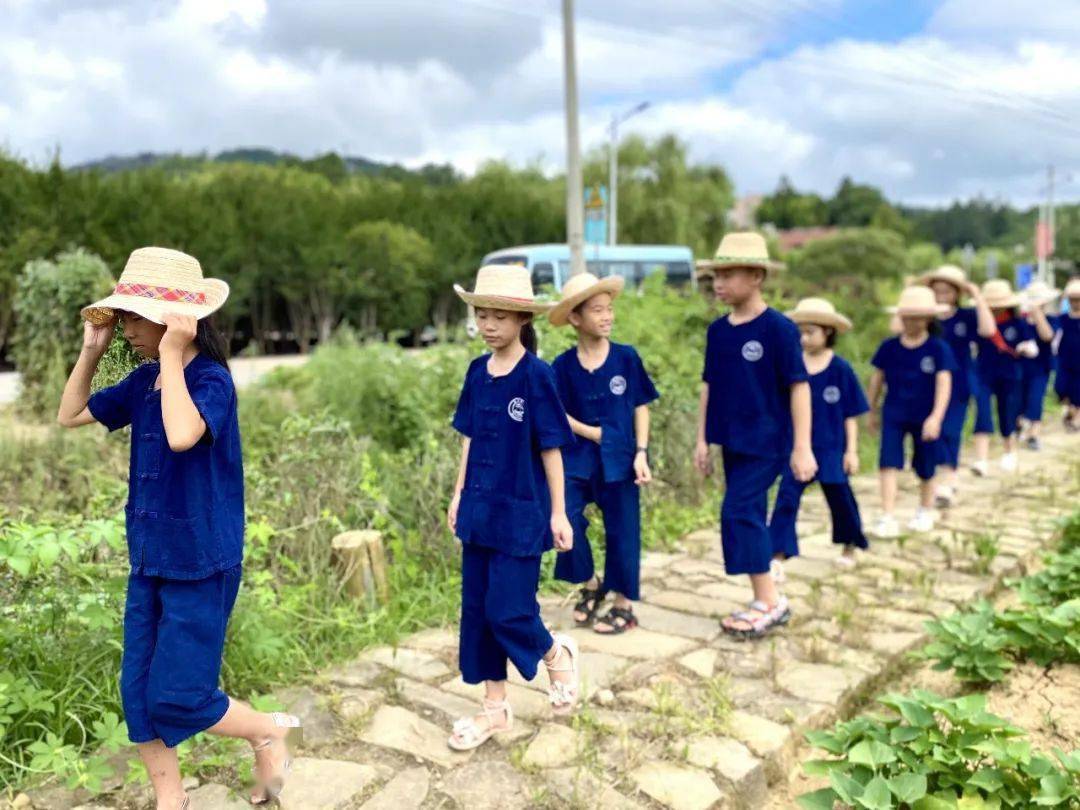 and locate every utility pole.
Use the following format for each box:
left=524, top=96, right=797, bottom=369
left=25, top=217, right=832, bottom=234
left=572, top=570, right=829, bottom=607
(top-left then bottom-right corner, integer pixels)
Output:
left=562, top=0, right=585, bottom=278
left=1047, top=164, right=1055, bottom=284
left=608, top=101, right=650, bottom=246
